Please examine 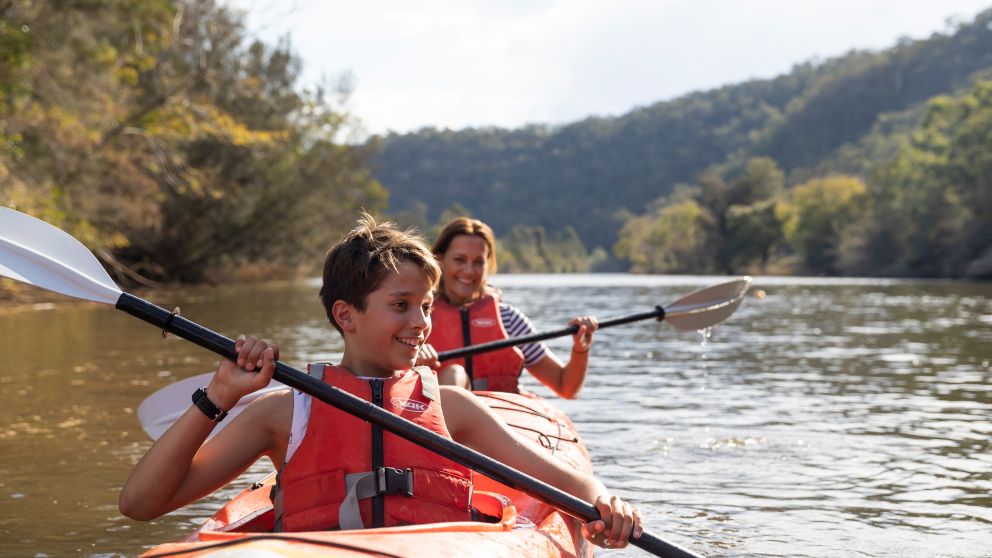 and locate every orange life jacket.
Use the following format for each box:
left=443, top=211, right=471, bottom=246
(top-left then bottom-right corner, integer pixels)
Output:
left=272, top=364, right=473, bottom=532
left=429, top=289, right=526, bottom=392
